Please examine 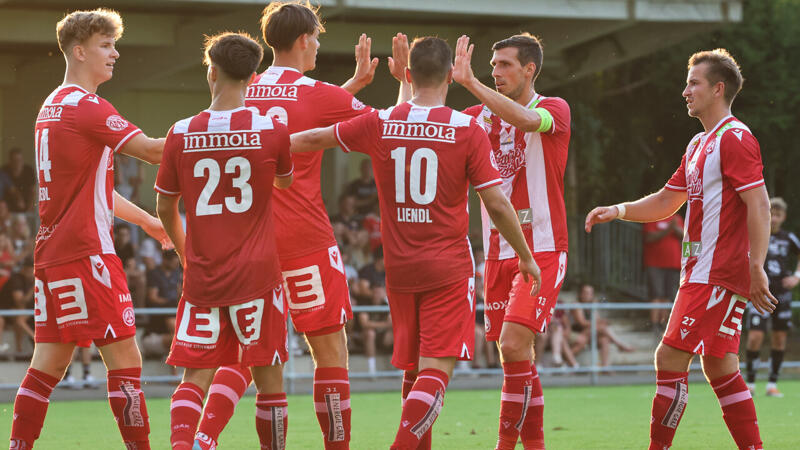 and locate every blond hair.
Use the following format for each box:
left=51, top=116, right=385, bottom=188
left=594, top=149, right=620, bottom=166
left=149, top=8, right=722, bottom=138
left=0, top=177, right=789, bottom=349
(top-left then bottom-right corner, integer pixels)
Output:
left=688, top=48, right=743, bottom=103
left=56, top=9, right=123, bottom=54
